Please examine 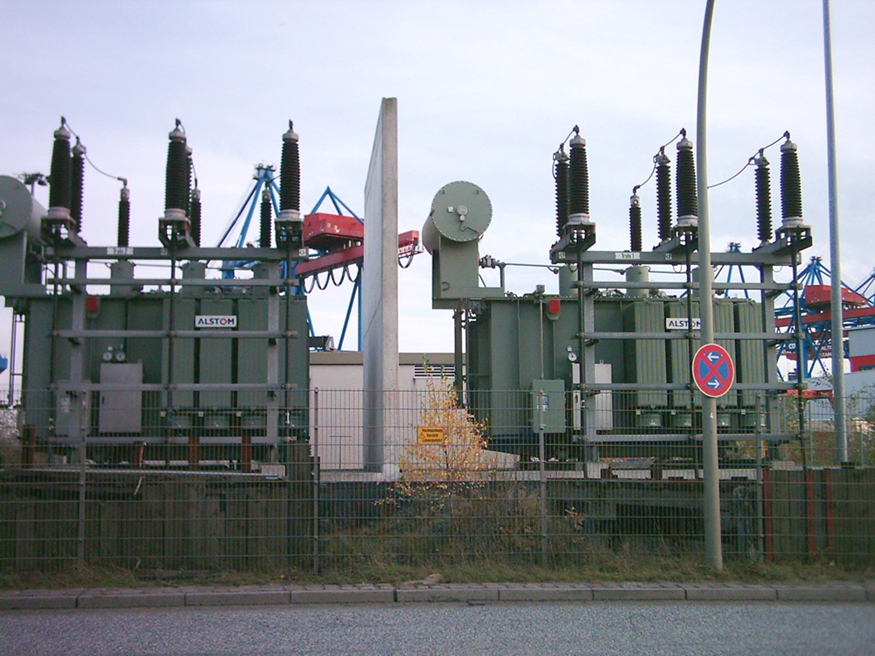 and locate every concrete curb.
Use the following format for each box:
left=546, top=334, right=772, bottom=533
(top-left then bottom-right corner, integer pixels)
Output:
left=592, top=586, right=686, bottom=601
left=288, top=587, right=395, bottom=604
left=79, top=592, right=185, bottom=609
left=396, top=584, right=499, bottom=603
left=776, top=586, right=867, bottom=602
left=497, top=585, right=593, bottom=602
left=1, top=582, right=872, bottom=611
left=185, top=590, right=291, bottom=607
left=0, top=594, right=78, bottom=611
left=684, top=586, right=777, bottom=601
